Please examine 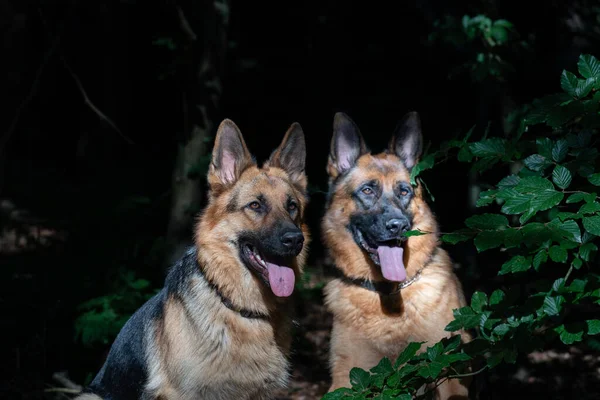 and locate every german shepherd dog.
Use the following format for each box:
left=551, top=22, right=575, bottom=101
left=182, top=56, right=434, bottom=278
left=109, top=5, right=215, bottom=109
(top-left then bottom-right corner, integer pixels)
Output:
left=322, top=112, right=471, bottom=399
left=76, top=119, right=309, bottom=400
